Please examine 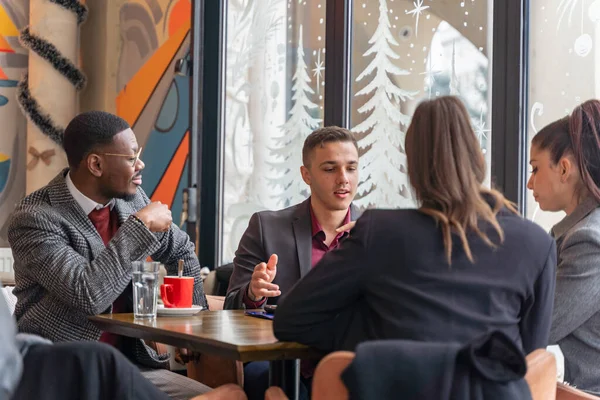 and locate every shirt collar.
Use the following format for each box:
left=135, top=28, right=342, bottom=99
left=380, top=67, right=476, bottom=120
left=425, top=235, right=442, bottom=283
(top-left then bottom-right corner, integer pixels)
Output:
left=65, top=172, right=115, bottom=215
left=309, top=203, right=352, bottom=238
left=552, top=196, right=600, bottom=239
